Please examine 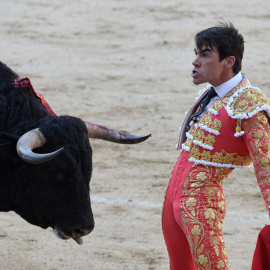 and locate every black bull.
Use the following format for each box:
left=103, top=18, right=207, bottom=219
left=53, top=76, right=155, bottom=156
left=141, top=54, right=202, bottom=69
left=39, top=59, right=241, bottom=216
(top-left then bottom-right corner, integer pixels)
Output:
left=0, top=62, right=150, bottom=244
